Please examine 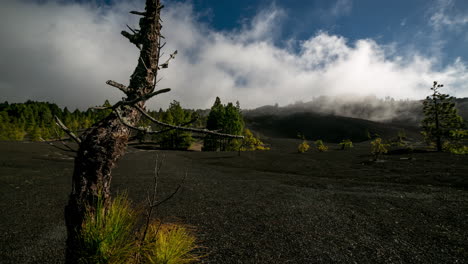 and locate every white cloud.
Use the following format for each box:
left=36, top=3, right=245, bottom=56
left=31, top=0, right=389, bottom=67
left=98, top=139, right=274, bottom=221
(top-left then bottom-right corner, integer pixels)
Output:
left=429, top=0, right=468, bottom=31
left=0, top=0, right=467, bottom=112
left=430, top=10, right=468, bottom=30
